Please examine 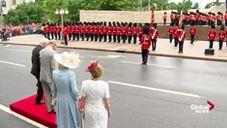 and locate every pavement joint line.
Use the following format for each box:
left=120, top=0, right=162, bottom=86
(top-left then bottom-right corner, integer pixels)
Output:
left=108, top=81, right=203, bottom=98
left=0, top=60, right=26, bottom=67
left=8, top=48, right=31, bottom=53
left=121, top=61, right=177, bottom=69
left=0, top=104, right=47, bottom=128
